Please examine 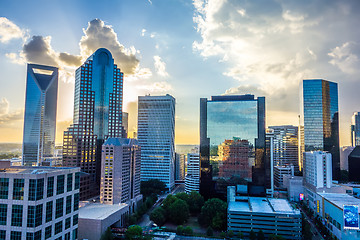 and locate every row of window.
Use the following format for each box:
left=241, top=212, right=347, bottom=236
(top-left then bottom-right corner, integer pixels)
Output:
left=0, top=228, right=77, bottom=240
